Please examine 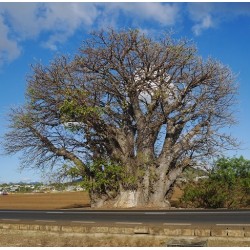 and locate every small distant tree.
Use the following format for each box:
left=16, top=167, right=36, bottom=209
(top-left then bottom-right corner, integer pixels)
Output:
left=182, top=156, right=250, bottom=208
left=3, top=29, right=238, bottom=208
